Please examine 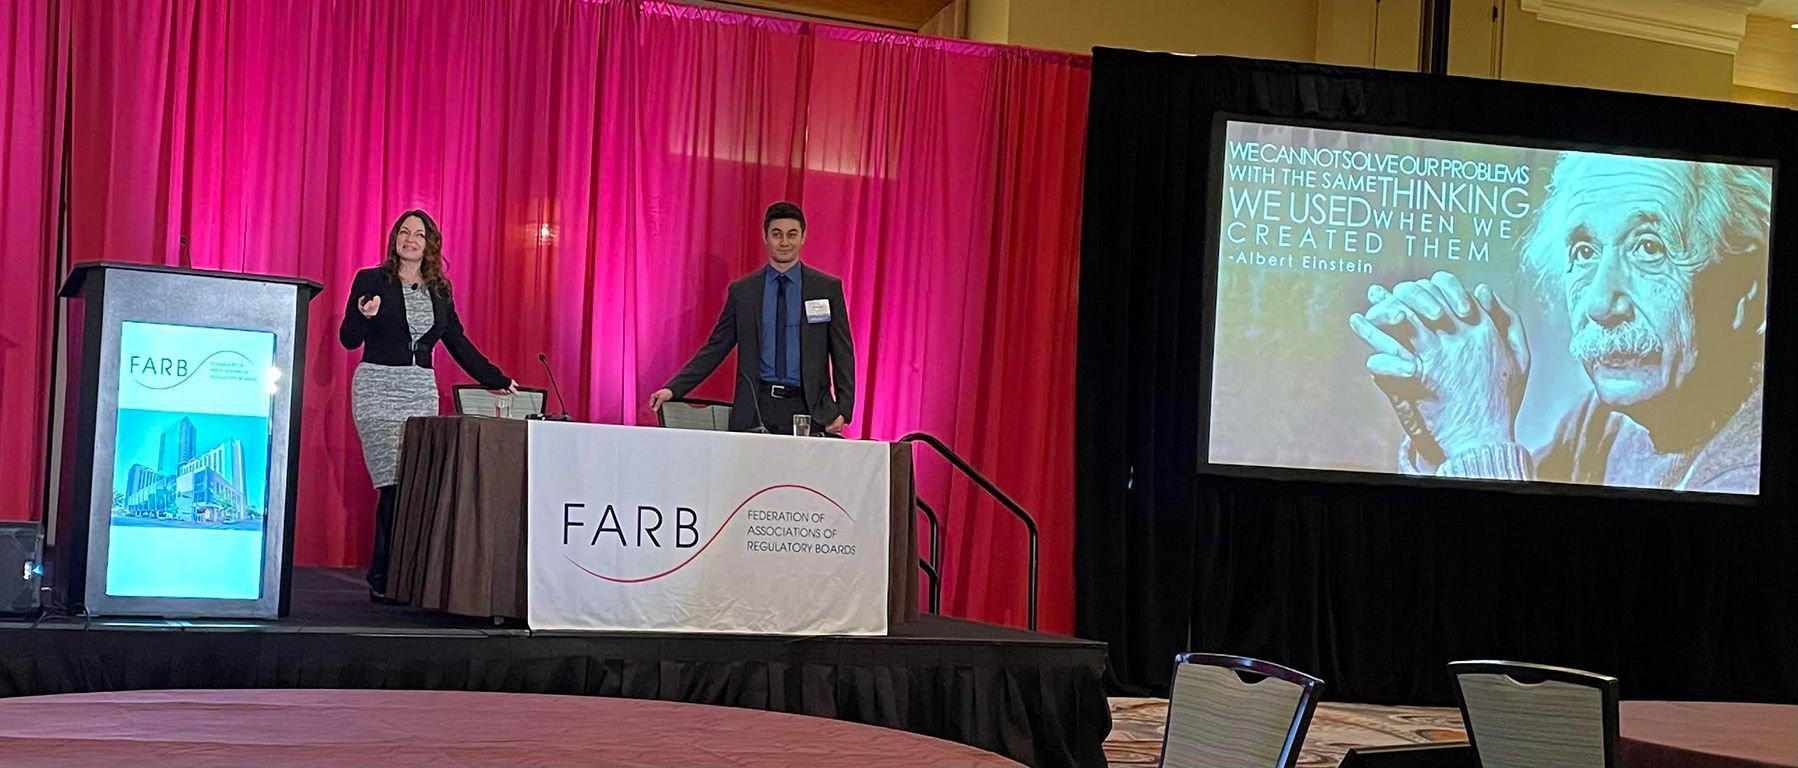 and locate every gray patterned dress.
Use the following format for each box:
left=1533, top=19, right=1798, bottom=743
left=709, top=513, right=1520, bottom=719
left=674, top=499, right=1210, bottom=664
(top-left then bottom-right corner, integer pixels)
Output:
left=351, top=283, right=440, bottom=487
